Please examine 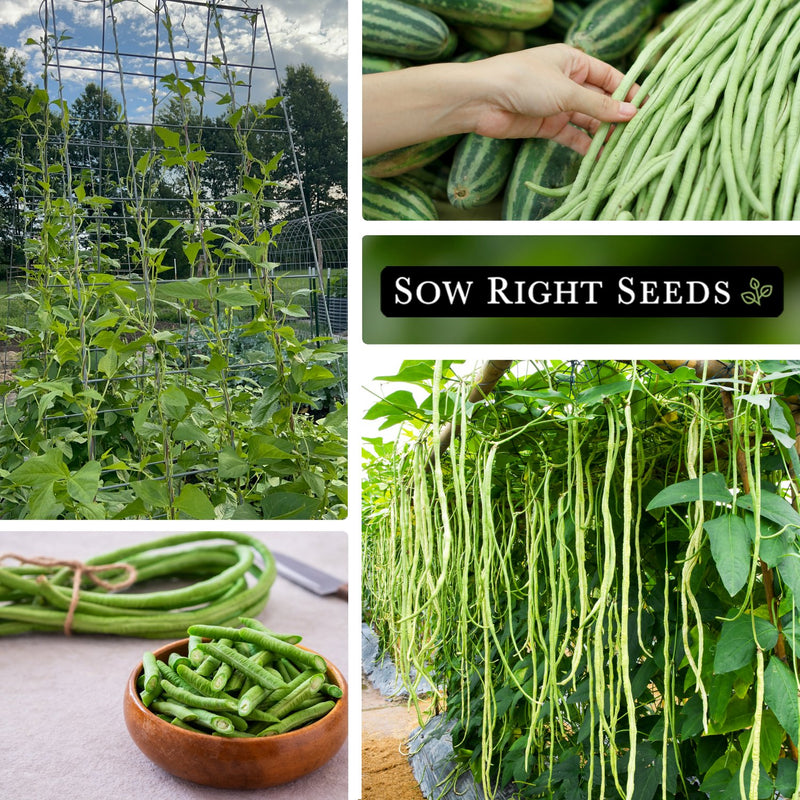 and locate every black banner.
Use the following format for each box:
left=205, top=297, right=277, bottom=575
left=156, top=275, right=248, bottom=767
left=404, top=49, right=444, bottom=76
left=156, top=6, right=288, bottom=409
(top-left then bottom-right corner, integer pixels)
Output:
left=380, top=266, right=784, bottom=318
